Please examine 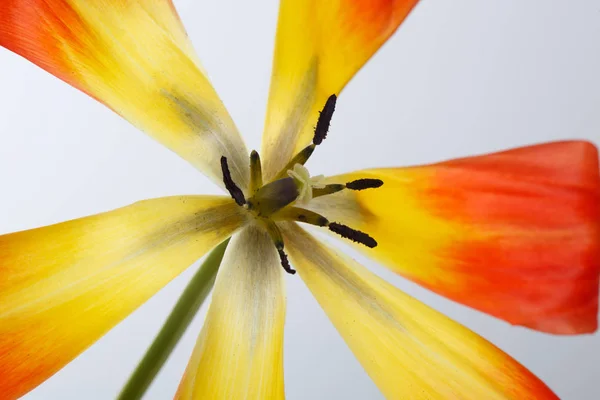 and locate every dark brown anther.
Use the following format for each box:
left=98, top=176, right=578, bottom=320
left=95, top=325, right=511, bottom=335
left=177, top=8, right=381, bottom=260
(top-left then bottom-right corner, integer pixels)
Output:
left=263, top=219, right=296, bottom=274
left=346, top=178, right=384, bottom=191
left=313, top=94, right=337, bottom=145
left=277, top=247, right=296, bottom=275
left=271, top=94, right=337, bottom=181
left=220, top=156, right=246, bottom=206
left=328, top=222, right=377, bottom=248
